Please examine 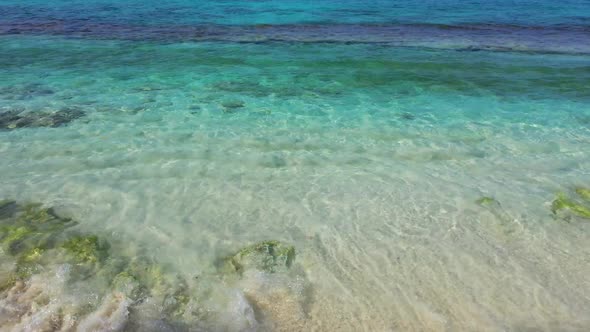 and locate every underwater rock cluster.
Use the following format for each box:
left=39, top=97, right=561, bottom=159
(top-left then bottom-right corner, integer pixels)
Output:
left=0, top=200, right=305, bottom=331
left=0, top=107, right=85, bottom=130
